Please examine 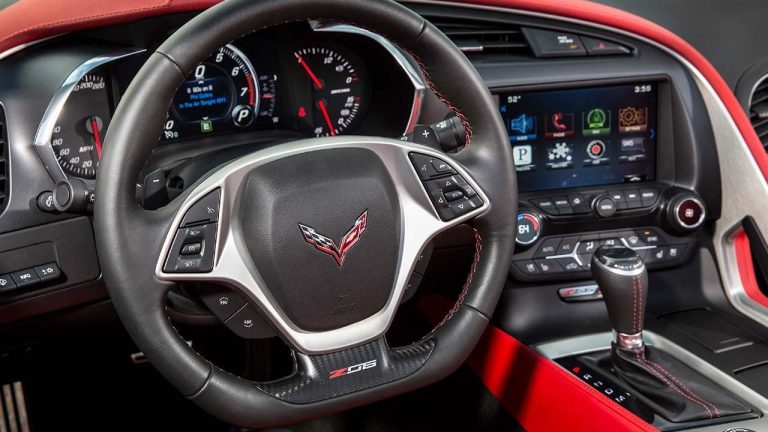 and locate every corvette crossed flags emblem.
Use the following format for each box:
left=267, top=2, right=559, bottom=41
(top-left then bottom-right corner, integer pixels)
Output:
left=298, top=210, right=368, bottom=266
